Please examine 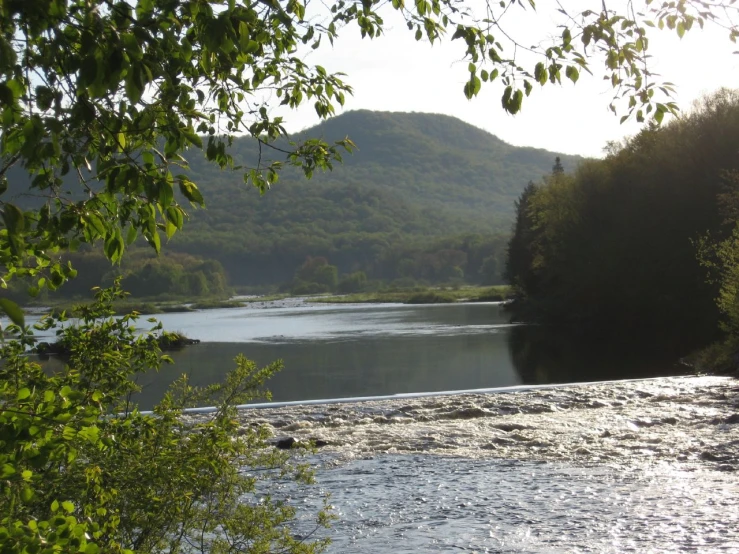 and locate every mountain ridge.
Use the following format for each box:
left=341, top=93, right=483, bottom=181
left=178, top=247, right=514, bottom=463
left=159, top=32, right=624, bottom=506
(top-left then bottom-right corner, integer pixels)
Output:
left=3, top=110, right=584, bottom=286
left=174, top=110, right=583, bottom=284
